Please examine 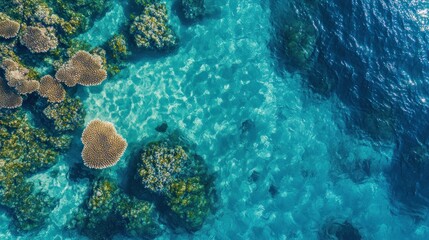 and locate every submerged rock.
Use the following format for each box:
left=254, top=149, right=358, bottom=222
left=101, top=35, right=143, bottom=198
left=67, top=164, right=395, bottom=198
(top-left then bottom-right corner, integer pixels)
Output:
left=319, top=219, right=362, bottom=240
left=155, top=122, right=168, bottom=132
